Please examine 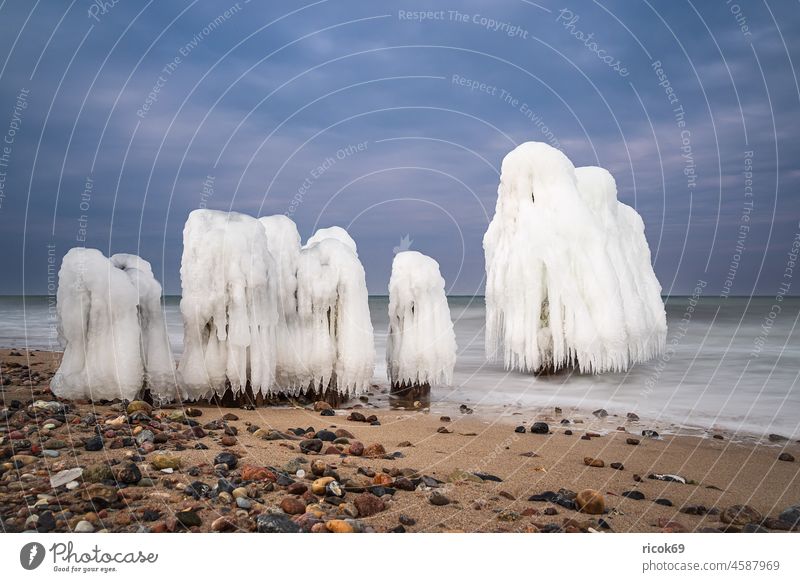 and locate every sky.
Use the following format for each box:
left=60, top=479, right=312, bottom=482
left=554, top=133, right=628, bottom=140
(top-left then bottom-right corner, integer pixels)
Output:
left=0, top=0, right=798, bottom=296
